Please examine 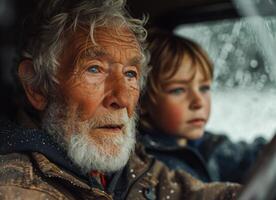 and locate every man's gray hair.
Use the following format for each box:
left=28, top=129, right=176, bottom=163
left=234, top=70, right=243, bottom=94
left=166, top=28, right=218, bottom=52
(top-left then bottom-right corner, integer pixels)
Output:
left=19, top=0, right=148, bottom=98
